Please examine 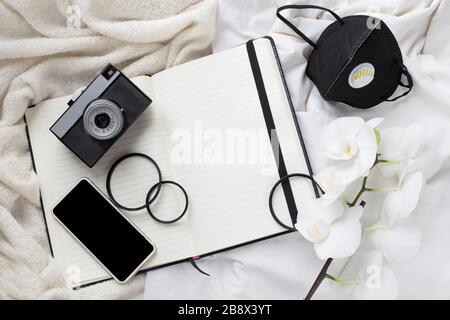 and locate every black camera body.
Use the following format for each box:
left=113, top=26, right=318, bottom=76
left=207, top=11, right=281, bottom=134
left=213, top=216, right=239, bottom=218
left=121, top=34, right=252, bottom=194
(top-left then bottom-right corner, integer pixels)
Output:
left=50, top=64, right=151, bottom=167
